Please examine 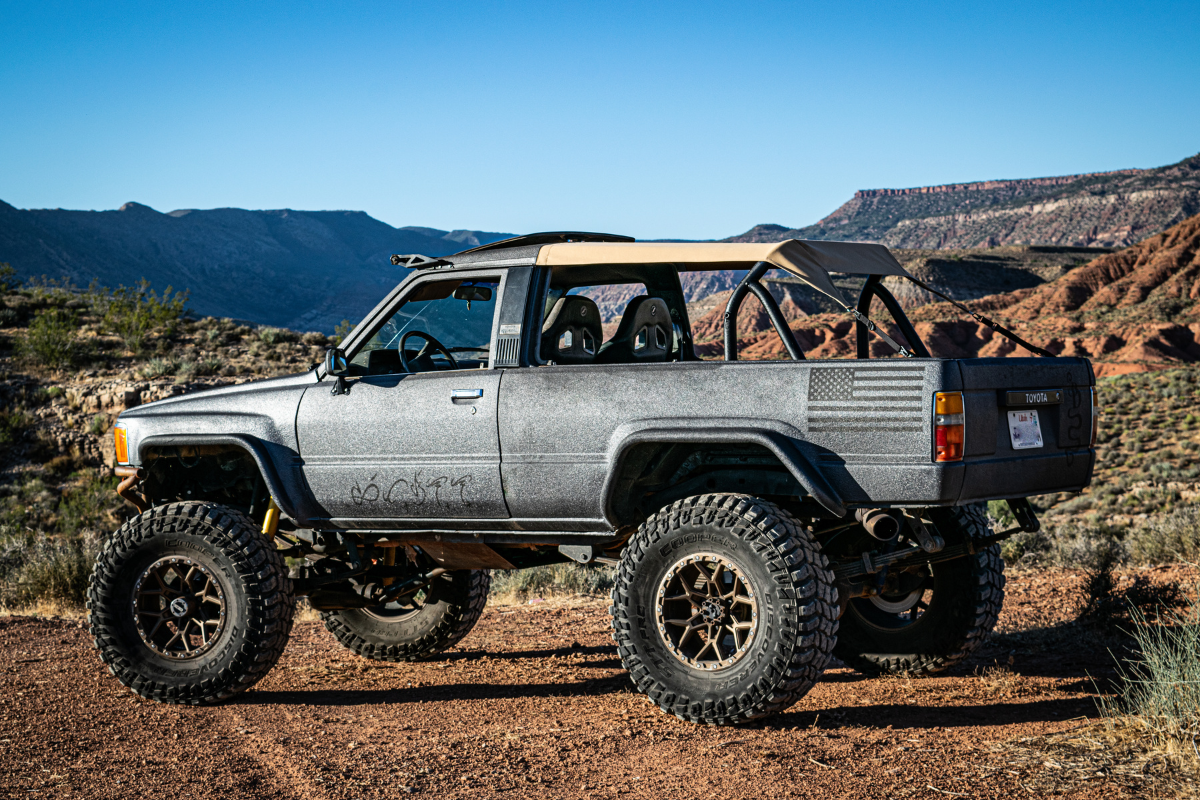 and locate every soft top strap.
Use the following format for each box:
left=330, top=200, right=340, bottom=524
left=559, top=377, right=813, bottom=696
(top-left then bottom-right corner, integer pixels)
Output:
left=905, top=276, right=1056, bottom=358
left=848, top=308, right=915, bottom=357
